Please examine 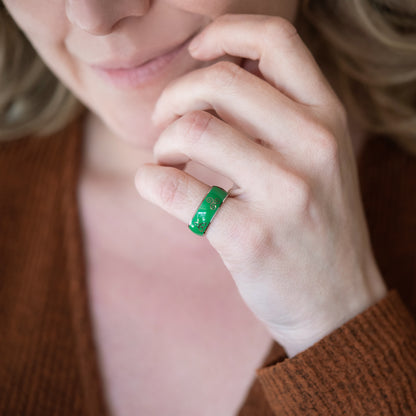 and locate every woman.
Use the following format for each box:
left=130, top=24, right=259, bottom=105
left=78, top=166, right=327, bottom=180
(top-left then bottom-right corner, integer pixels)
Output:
left=1, top=0, right=415, bottom=415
